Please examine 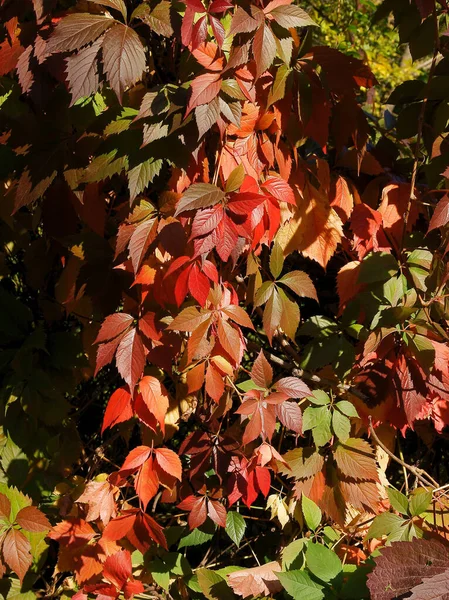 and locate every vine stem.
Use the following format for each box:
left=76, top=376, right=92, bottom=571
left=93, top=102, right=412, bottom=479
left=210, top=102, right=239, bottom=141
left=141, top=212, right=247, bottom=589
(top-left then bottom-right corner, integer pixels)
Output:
left=401, top=7, right=440, bottom=250
left=368, top=416, right=439, bottom=488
